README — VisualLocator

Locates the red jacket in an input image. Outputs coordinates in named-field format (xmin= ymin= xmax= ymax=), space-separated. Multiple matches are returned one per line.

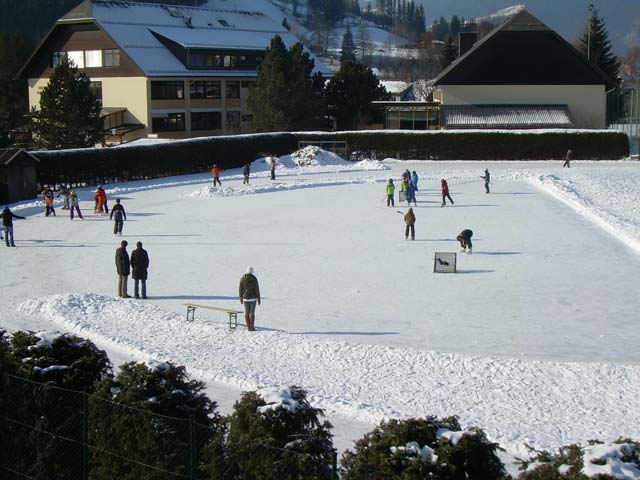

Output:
xmin=441 ymin=181 xmax=449 ymax=195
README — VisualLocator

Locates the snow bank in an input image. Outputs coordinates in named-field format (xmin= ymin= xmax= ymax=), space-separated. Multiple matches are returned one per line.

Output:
xmin=184 ymin=176 xmax=382 ymax=198
xmin=582 ymin=443 xmax=640 ymax=479
xmin=16 ymin=292 xmax=640 ymax=457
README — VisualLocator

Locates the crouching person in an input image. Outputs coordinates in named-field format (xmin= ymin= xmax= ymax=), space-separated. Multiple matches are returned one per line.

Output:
xmin=457 ymin=229 xmax=473 ymax=254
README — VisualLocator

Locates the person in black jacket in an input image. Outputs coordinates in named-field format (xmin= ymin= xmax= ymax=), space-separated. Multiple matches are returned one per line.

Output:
xmin=242 ymin=163 xmax=250 ymax=185
xmin=2 ymin=207 xmax=26 ymax=247
xmin=239 ymin=267 xmax=261 ymax=331
xmin=457 ymin=229 xmax=473 ymax=254
xmin=115 ymin=240 xmax=131 ymax=298
xmin=110 ymin=198 xmax=127 ymax=236
xmin=130 ymin=241 xmax=149 ymax=299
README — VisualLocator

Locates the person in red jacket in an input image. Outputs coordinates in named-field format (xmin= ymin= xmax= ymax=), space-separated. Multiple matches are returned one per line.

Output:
xmin=211 ymin=164 xmax=223 ymax=186
xmin=441 ymin=179 xmax=454 ymax=207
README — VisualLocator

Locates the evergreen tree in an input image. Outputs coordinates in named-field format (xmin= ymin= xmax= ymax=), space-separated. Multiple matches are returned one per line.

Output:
xmin=6 ymin=331 xmax=111 ymax=479
xmin=325 ymin=61 xmax=389 ymax=130
xmin=30 ymin=55 xmax=101 ymax=150
xmin=248 ymin=34 xmax=323 ymax=132
xmin=222 ymin=386 xmax=335 ymax=480
xmin=341 ymin=417 xmax=505 ymax=480
xmin=439 ymin=33 xmax=458 ymax=70
xmin=0 ymin=33 xmax=31 ymax=147
xmin=578 ymin=6 xmax=621 ymax=87
xmin=341 ymin=25 xmax=357 ymax=65
xmin=90 ymin=362 xmax=220 ymax=479
xmin=450 ymin=15 xmax=462 ymax=39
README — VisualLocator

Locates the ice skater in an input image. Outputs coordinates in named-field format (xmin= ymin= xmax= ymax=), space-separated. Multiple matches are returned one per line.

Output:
xmin=268 ymin=155 xmax=277 ymax=180
xmin=563 ymin=149 xmax=572 ymax=168
xmin=441 ymin=179 xmax=454 ymax=206
xmin=411 ymin=171 xmax=419 ymax=191
xmin=69 ymin=190 xmax=83 ymax=220
xmin=239 ymin=266 xmax=261 ymax=331
xmin=386 ymin=179 xmax=395 ymax=207
xmin=457 ymin=229 xmax=473 ymax=254
xmin=243 ymin=163 xmax=250 ymax=185
xmin=57 ymin=185 xmax=70 ymax=210
xmin=403 ymin=207 xmax=415 ymax=240
xmin=110 ymin=198 xmax=127 ymax=236
xmin=480 ymin=169 xmax=490 ymax=194
xmin=406 ymin=179 xmax=417 ymax=207
xmin=94 ymin=186 xmax=108 ymax=214
xmin=2 ymin=206 xmax=25 ymax=247
xmin=211 ymin=164 xmax=223 ymax=186
xmin=42 ymin=188 xmax=56 ymax=217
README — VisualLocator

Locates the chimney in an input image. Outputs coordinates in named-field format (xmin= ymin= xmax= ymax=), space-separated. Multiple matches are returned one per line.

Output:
xmin=458 ymin=31 xmax=477 ymax=56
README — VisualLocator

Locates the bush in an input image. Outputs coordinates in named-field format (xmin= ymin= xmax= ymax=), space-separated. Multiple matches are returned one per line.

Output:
xmin=220 ymin=386 xmax=335 ymax=480
xmin=89 ymin=361 xmax=220 ymax=480
xmin=340 ymin=416 xmax=506 ymax=480
xmin=296 ymin=130 xmax=630 ymax=161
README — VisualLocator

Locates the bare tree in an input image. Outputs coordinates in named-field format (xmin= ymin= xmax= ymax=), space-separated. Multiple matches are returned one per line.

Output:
xmin=625 ymin=46 xmax=640 ymax=88
xmin=357 ymin=21 xmax=371 ymax=63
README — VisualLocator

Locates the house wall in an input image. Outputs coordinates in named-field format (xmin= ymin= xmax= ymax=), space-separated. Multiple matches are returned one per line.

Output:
xmin=437 ymin=85 xmax=606 ymax=129
xmin=99 ymin=76 xmax=149 ymax=129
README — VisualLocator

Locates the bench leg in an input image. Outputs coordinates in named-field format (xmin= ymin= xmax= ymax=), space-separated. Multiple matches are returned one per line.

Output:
xmin=186 ymin=306 xmax=196 ymax=322
xmin=229 ymin=312 xmax=238 ymax=330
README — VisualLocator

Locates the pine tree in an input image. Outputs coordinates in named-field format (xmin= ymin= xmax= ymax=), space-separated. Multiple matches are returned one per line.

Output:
xmin=578 ymin=6 xmax=620 ymax=87
xmin=30 ymin=55 xmax=101 ymax=150
xmin=439 ymin=33 xmax=458 ymax=70
xmin=325 ymin=61 xmax=389 ymax=130
xmin=450 ymin=15 xmax=462 ymax=39
xmin=223 ymin=386 xmax=335 ymax=480
xmin=341 ymin=25 xmax=357 ymax=65
xmin=90 ymin=362 xmax=220 ymax=479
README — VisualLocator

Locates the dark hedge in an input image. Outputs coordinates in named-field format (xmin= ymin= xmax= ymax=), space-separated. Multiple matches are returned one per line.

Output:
xmin=32 ymin=130 xmax=629 ymax=187
xmin=33 ymin=133 xmax=298 ymax=187
xmin=296 ymin=130 xmax=630 ymax=161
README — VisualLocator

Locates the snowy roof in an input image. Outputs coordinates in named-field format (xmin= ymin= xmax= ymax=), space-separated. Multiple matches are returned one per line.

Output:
xmin=441 ymin=105 xmax=573 ymax=129
xmin=61 ymin=0 xmax=332 ymax=77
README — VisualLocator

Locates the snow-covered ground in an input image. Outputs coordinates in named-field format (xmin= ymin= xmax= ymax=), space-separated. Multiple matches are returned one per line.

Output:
xmin=3 ymin=154 xmax=640 ymax=463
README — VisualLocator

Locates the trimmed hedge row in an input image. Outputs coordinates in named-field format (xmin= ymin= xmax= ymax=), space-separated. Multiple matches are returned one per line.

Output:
xmin=296 ymin=129 xmax=630 ymax=161
xmin=32 ymin=129 xmax=629 ymax=187
xmin=33 ymin=133 xmax=298 ymax=187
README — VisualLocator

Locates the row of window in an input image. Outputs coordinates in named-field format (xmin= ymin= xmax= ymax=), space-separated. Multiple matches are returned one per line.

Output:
xmin=150 ymin=80 xmax=253 ymax=100
xmin=52 ymin=49 xmax=120 ymax=68
xmin=188 ymin=53 xmax=263 ymax=69
xmin=151 ymin=111 xmax=244 ymax=132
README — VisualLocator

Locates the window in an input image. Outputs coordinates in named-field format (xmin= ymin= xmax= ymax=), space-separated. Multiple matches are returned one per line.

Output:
xmin=67 ymin=51 xmax=84 ymax=68
xmin=223 ymin=55 xmax=238 ymax=67
xmin=190 ymin=81 xmax=221 ymax=99
xmin=218 ymin=19 xmax=229 ymax=27
xmin=152 ymin=112 xmax=185 ymax=132
xmin=206 ymin=54 xmax=222 ymax=67
xmin=52 ymin=51 xmax=66 ymax=67
xmin=225 ymin=81 xmax=240 ymax=99
xmin=151 ymin=81 xmax=184 ymax=100
xmin=226 ymin=111 xmax=240 ymax=130
xmin=85 ymin=50 xmax=102 ymax=68
xmin=103 ymin=49 xmax=120 ymax=67
xmin=89 ymin=81 xmax=103 ymax=106
xmin=191 ymin=111 xmax=222 ymax=130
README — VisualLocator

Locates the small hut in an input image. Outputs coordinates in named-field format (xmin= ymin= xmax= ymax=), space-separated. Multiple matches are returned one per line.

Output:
xmin=0 ymin=149 xmax=39 ymax=204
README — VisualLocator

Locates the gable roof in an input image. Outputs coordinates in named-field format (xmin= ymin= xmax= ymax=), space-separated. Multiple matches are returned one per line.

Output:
xmin=19 ymin=0 xmax=332 ymax=79
xmin=0 ymin=149 xmax=40 ymax=166
xmin=433 ymin=9 xmax=609 ymax=86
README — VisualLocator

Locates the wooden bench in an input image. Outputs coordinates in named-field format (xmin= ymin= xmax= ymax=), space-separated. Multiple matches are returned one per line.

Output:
xmin=184 ymin=304 xmax=244 ymax=329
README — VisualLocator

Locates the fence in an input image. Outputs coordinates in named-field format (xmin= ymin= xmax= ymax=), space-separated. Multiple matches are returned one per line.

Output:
xmin=0 ymin=374 xmax=339 ymax=480
xmin=607 ymin=88 xmax=640 ymax=155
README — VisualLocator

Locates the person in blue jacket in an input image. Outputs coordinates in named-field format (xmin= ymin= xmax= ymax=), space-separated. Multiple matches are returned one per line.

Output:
xmin=411 ymin=171 xmax=419 ymax=191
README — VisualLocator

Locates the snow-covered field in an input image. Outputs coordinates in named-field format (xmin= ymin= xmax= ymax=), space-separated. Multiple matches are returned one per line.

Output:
xmin=3 ymin=153 xmax=640 ymax=464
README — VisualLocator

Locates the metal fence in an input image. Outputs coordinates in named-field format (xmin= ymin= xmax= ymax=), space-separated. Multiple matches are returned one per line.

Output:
xmin=607 ymin=88 xmax=640 ymax=155
xmin=0 ymin=374 xmax=339 ymax=480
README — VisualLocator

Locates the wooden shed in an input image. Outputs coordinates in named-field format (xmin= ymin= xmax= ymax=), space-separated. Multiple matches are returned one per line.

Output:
xmin=0 ymin=149 xmax=39 ymax=204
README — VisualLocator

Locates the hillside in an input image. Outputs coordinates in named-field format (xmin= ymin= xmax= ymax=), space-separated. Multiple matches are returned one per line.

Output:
xmin=416 ymin=0 xmax=639 ymax=54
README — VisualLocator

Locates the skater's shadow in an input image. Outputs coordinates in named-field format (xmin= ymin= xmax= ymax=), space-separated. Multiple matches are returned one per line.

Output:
xmin=457 ymin=269 xmax=495 ymax=274
xmin=128 ymin=212 xmax=164 ymax=217
xmin=490 ymin=192 xmax=534 ymax=195
xmin=474 ymin=251 xmax=521 ymax=256
xmin=132 ymin=234 xmax=202 ymax=237
xmin=152 ymin=295 xmax=237 ymax=301
xmin=292 ymin=331 xmax=399 ymax=336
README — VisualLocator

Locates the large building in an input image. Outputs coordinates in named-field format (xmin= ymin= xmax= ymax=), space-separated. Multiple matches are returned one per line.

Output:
xmin=18 ymin=0 xmax=331 ymax=144
xmin=433 ymin=10 xmax=610 ymax=130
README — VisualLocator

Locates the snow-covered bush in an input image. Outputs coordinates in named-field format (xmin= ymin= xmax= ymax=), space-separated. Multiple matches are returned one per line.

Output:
xmin=518 ymin=440 xmax=640 ymax=480
xmin=340 ymin=416 xmax=506 ymax=480
xmin=90 ymin=361 xmax=220 ymax=479
xmin=220 ymin=385 xmax=335 ymax=480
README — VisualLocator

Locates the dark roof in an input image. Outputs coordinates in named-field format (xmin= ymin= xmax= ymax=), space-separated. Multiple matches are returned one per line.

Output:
xmin=441 ymin=104 xmax=573 ymax=129
xmin=434 ymin=10 xmax=609 ymax=86
xmin=0 ymin=149 xmax=40 ymax=166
